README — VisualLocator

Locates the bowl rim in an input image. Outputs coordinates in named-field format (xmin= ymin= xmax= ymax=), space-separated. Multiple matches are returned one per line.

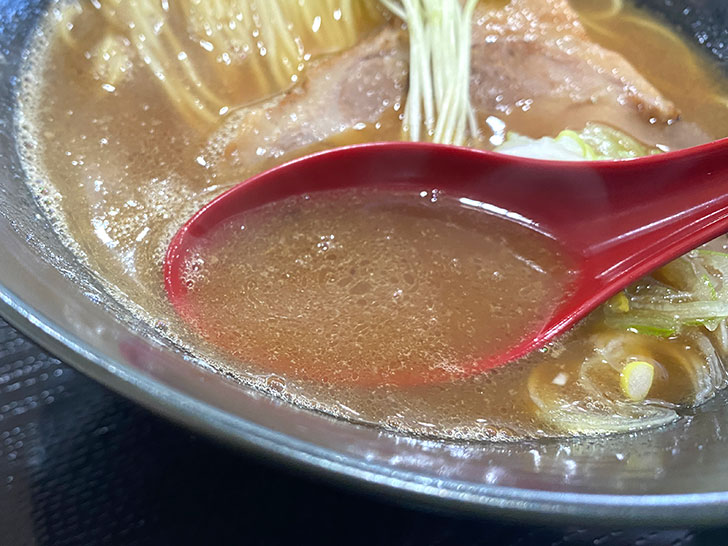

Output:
xmin=6 ymin=0 xmax=728 ymax=528
xmin=3 ymin=278 xmax=728 ymax=526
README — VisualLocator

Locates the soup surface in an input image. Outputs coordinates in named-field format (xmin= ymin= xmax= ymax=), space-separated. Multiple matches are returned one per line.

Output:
xmin=176 ymin=188 xmax=573 ymax=385
xmin=16 ymin=0 xmax=728 ymax=440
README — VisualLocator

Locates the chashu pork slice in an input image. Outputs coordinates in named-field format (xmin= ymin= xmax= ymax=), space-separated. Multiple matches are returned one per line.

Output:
xmin=215 ymin=0 xmax=697 ymax=175
xmin=468 ymin=0 xmax=704 ymax=146
xmin=213 ymin=28 xmax=408 ymax=175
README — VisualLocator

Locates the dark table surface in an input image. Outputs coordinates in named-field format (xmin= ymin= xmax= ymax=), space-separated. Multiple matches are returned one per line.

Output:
xmin=2 ymin=316 xmax=728 ymax=545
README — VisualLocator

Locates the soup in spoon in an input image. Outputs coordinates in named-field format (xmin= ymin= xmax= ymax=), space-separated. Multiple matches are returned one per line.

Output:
xmin=173 ymin=188 xmax=574 ymax=385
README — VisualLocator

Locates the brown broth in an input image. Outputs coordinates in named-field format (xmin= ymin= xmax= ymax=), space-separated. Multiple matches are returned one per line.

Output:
xmin=178 ymin=188 xmax=573 ymax=385
xmin=16 ymin=0 xmax=728 ymax=440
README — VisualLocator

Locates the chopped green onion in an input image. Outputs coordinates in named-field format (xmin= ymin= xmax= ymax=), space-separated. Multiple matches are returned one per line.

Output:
xmin=605 ymin=251 xmax=728 ymax=337
xmin=608 ymin=292 xmax=630 ymax=313
xmin=620 ymin=360 xmax=655 ymax=401
xmin=495 ymin=123 xmax=661 ymax=161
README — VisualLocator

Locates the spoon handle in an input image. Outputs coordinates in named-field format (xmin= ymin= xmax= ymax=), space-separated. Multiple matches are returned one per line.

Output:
xmin=575 ymin=138 xmax=728 ymax=292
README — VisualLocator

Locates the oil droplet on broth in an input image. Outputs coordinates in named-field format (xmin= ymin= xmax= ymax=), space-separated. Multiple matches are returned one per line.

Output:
xmin=176 ymin=188 xmax=574 ymax=385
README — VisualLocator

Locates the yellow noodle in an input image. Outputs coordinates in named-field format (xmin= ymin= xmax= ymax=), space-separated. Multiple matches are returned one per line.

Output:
xmin=60 ymin=0 xmax=381 ymax=130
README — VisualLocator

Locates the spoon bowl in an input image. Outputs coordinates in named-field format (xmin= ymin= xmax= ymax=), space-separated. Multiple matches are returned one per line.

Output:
xmin=165 ymin=140 xmax=728 ymax=385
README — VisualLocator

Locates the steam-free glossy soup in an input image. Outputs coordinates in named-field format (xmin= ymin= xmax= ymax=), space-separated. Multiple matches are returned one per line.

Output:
xmin=177 ymin=189 xmax=573 ymax=385
xmin=17 ymin=0 xmax=728 ymax=439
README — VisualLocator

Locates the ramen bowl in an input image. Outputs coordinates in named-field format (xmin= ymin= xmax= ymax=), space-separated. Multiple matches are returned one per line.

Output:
xmin=2 ymin=0 xmax=728 ymax=526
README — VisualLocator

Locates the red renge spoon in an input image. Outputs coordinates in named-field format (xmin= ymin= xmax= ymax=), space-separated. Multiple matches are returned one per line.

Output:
xmin=164 ymin=140 xmax=728 ymax=385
